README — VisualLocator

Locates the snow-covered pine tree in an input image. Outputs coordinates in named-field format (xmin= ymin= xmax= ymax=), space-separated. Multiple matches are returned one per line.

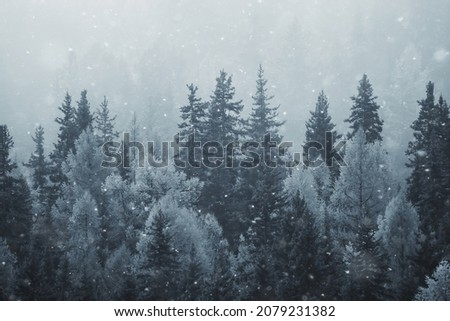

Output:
xmin=375 ymin=190 xmax=421 ymax=299
xmin=330 ymin=129 xmax=392 ymax=299
xmin=415 ymin=260 xmax=450 ymax=300
xmin=66 ymin=191 xmax=102 ymax=300
xmin=345 ymin=74 xmax=384 ymax=143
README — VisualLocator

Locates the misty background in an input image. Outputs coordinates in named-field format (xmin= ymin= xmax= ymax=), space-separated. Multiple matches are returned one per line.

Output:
xmin=1 ymin=0 xmax=449 ymax=174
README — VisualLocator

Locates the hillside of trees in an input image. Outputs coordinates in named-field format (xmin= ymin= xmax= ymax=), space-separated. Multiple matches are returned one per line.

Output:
xmin=1 ymin=67 xmax=449 ymax=300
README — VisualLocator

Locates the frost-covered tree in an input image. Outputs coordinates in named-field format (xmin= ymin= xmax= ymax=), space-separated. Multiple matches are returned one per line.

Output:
xmin=375 ymin=190 xmax=421 ymax=299
xmin=415 ymin=260 xmax=450 ymax=300
xmin=202 ymin=213 xmax=236 ymax=300
xmin=65 ymin=129 xmax=110 ymax=204
xmin=66 ymin=192 xmax=102 ymax=300
xmin=330 ymin=129 xmax=392 ymax=299
xmin=330 ymin=129 xmax=393 ymax=246
xmin=345 ymin=74 xmax=384 ymax=143
xmin=103 ymin=244 xmax=133 ymax=300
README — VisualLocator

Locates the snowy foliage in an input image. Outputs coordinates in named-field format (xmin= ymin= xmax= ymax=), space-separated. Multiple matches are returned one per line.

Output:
xmin=415 ymin=261 xmax=450 ymax=300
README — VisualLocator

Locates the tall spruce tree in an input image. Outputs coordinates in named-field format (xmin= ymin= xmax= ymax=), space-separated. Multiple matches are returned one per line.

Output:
xmin=24 ymin=125 xmax=50 ymax=200
xmin=0 ymin=124 xmax=16 ymax=242
xmin=137 ymin=210 xmax=180 ymax=300
xmin=204 ymin=70 xmax=244 ymax=144
xmin=75 ymin=90 xmax=94 ymax=135
xmin=0 ymin=125 xmax=33 ymax=260
xmin=247 ymin=65 xmax=284 ymax=142
xmin=276 ymin=192 xmax=323 ymax=300
xmin=406 ymin=82 xmax=450 ymax=276
xmin=305 ymin=91 xmax=341 ymax=192
xmin=240 ymin=65 xmax=286 ymax=242
xmin=345 ymin=74 xmax=384 ymax=143
xmin=94 ymin=96 xmax=118 ymax=144
xmin=200 ymin=70 xmax=244 ymax=243
xmin=177 ymin=84 xmax=208 ymax=179
xmin=49 ymin=93 xmax=77 ymax=198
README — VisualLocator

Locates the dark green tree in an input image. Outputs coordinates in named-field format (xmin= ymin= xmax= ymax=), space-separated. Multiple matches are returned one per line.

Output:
xmin=406 ymin=82 xmax=450 ymax=276
xmin=345 ymin=74 xmax=384 ymax=143
xmin=304 ymin=91 xmax=342 ymax=193
xmin=75 ymin=90 xmax=94 ymax=135
xmin=276 ymin=193 xmax=323 ymax=300
xmin=177 ymin=84 xmax=208 ymax=179
xmin=24 ymin=125 xmax=50 ymax=201
xmin=49 ymin=93 xmax=77 ymax=199
xmin=138 ymin=211 xmax=180 ymax=300
xmin=199 ymin=71 xmax=244 ymax=243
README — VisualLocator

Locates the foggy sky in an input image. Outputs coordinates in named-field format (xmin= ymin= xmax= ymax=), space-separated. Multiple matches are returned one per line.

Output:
xmin=1 ymin=0 xmax=449 ymax=173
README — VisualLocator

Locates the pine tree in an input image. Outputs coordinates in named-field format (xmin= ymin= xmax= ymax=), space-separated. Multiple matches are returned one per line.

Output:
xmin=0 ymin=125 xmax=16 ymax=238
xmin=0 ymin=238 xmax=17 ymax=300
xmin=66 ymin=192 xmax=102 ymax=300
xmin=24 ymin=125 xmax=50 ymax=202
xmin=179 ymin=84 xmax=207 ymax=138
xmin=330 ymin=129 xmax=392 ymax=299
xmin=247 ymin=65 xmax=284 ymax=142
xmin=375 ymin=190 xmax=421 ymax=299
xmin=181 ymin=244 xmax=204 ymax=300
xmin=276 ymin=192 xmax=323 ymax=300
xmin=345 ymin=74 xmax=384 ymax=143
xmin=94 ymin=96 xmax=118 ymax=144
xmin=177 ymin=84 xmax=208 ymax=179
xmin=75 ymin=89 xmax=94 ymax=135
xmin=406 ymin=82 xmax=450 ymax=275
xmin=204 ymin=70 xmax=244 ymax=144
xmin=49 ymin=93 xmax=77 ymax=199
xmin=305 ymin=91 xmax=336 ymax=161
xmin=305 ymin=91 xmax=341 ymax=187
xmin=415 ymin=260 xmax=450 ymax=300
xmin=137 ymin=210 xmax=180 ymax=300
xmin=0 ymin=125 xmax=33 ymax=264
xmin=199 ymin=70 xmax=244 ymax=243
xmin=242 ymin=65 xmax=286 ymax=226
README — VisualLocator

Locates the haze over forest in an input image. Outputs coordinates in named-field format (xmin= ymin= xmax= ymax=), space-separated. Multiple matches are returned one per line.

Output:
xmin=1 ymin=0 xmax=450 ymax=174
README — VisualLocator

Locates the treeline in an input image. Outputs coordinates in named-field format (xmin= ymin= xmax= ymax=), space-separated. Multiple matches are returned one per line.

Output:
xmin=0 ymin=66 xmax=449 ymax=300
